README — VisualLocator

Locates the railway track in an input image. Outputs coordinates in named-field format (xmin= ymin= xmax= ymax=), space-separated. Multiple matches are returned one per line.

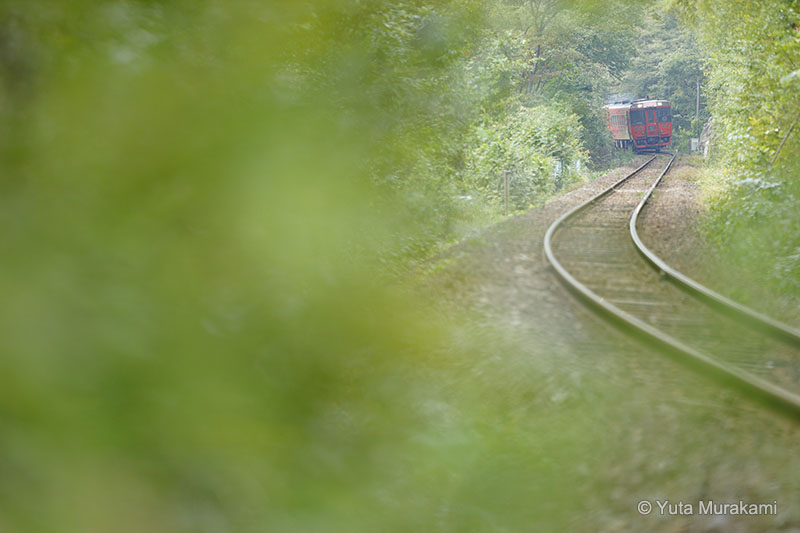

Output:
xmin=544 ymin=154 xmax=800 ymax=416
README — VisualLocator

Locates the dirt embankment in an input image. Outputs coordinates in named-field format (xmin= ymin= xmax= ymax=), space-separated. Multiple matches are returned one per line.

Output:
xmin=637 ymin=157 xmax=712 ymax=277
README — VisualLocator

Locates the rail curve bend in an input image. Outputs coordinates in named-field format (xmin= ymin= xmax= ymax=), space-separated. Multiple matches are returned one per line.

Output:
xmin=629 ymin=163 xmax=800 ymax=347
xmin=543 ymin=154 xmax=800 ymax=417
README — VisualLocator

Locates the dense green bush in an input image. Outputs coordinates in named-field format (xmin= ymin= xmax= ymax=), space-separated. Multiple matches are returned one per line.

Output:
xmin=463 ymin=105 xmax=585 ymax=210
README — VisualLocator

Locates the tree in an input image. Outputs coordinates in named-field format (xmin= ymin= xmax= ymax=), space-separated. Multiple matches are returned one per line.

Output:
xmin=618 ymin=10 xmax=706 ymax=139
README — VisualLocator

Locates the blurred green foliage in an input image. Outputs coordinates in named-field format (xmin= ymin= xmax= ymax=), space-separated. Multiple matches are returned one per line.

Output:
xmin=0 ymin=1 xmax=487 ymax=530
xmin=0 ymin=0 xmax=640 ymax=530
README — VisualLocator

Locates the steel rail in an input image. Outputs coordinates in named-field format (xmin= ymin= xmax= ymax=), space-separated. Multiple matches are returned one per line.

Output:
xmin=630 ymin=161 xmax=800 ymax=348
xmin=543 ymin=155 xmax=800 ymax=416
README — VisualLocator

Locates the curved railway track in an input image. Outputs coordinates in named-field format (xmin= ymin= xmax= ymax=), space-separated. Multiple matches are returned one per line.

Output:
xmin=544 ymin=154 xmax=800 ymax=416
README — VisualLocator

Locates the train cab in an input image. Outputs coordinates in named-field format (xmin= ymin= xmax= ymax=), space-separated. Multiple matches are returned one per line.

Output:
xmin=628 ymin=100 xmax=672 ymax=152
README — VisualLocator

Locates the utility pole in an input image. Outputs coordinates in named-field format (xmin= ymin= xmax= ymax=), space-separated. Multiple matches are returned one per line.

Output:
xmin=696 ymin=77 xmax=700 ymax=124
xmin=504 ymin=170 xmax=509 ymax=215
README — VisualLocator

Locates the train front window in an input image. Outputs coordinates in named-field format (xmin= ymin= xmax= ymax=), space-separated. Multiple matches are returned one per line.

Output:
xmin=630 ymin=109 xmax=644 ymax=125
xmin=657 ymin=107 xmax=672 ymax=122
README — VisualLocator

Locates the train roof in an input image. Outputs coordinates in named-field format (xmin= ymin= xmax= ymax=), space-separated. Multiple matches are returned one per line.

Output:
xmin=605 ymin=99 xmax=671 ymax=110
xmin=629 ymin=99 xmax=670 ymax=108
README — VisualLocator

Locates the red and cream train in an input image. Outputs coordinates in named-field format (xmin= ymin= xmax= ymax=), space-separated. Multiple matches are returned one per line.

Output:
xmin=605 ymin=99 xmax=672 ymax=152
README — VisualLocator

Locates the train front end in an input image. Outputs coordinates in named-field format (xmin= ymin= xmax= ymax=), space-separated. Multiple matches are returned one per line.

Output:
xmin=628 ymin=100 xmax=672 ymax=152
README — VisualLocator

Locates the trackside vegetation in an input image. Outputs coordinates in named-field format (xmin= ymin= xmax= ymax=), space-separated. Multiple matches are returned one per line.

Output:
xmin=672 ymin=0 xmax=800 ymax=323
